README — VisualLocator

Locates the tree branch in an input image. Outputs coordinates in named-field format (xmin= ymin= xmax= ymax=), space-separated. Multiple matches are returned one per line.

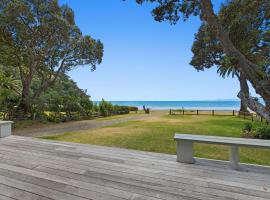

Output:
xmin=200 ymin=0 xmax=269 ymax=95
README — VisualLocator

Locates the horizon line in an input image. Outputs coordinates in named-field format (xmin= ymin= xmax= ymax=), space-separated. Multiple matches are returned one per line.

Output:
xmin=92 ymin=99 xmax=240 ymax=102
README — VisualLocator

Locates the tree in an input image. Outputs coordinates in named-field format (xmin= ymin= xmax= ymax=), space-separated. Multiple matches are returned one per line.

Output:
xmin=99 ymin=99 xmax=113 ymax=117
xmin=217 ymin=68 xmax=249 ymax=112
xmin=0 ymin=69 xmax=21 ymax=119
xmin=0 ymin=70 xmax=21 ymax=96
xmin=80 ymin=96 xmax=94 ymax=117
xmin=40 ymin=74 xmax=93 ymax=121
xmin=190 ymin=1 xmax=270 ymax=113
xmin=0 ymin=0 xmax=103 ymax=115
xmin=135 ymin=0 xmax=270 ymax=121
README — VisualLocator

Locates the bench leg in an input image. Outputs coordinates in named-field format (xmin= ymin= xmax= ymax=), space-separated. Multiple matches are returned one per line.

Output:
xmin=176 ymin=141 xmax=195 ymax=164
xmin=230 ymin=145 xmax=239 ymax=170
xmin=0 ymin=123 xmax=12 ymax=138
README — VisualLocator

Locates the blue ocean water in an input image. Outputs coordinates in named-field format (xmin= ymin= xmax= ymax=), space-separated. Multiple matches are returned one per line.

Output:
xmin=108 ymin=100 xmax=240 ymax=110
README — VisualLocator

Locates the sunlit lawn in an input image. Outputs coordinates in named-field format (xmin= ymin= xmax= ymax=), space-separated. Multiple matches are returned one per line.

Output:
xmin=41 ymin=112 xmax=270 ymax=166
xmin=96 ymin=111 xmax=144 ymax=121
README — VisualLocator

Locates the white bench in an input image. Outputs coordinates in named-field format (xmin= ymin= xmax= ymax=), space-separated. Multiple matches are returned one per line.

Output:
xmin=174 ymin=133 xmax=270 ymax=169
xmin=0 ymin=121 xmax=13 ymax=138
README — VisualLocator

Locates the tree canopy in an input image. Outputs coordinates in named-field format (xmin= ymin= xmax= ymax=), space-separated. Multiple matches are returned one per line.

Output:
xmin=191 ymin=0 xmax=270 ymax=74
xmin=0 ymin=0 xmax=104 ymax=114
xmin=190 ymin=0 xmax=270 ymax=112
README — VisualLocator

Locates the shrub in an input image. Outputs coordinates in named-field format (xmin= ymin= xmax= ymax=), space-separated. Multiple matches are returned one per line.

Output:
xmin=99 ymin=99 xmax=113 ymax=117
xmin=242 ymin=122 xmax=253 ymax=133
xmin=114 ymin=105 xmax=130 ymax=114
xmin=129 ymin=106 xmax=138 ymax=112
xmin=241 ymin=122 xmax=254 ymax=138
xmin=122 ymin=106 xmax=130 ymax=114
xmin=254 ymin=125 xmax=270 ymax=140
xmin=46 ymin=113 xmax=61 ymax=123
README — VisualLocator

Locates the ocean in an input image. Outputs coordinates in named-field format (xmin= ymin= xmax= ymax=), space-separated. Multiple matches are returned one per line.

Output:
xmin=108 ymin=100 xmax=240 ymax=110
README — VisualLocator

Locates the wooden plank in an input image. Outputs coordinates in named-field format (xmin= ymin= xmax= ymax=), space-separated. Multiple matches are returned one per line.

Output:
xmin=0 ymin=183 xmax=51 ymax=200
xmin=36 ymin=164 xmax=270 ymax=200
xmin=0 ymin=163 xmax=151 ymax=200
xmin=0 ymin=143 xmax=262 ymax=199
xmin=0 ymin=175 xmax=91 ymax=200
xmin=1 ymin=146 xmax=269 ymax=199
xmin=0 ymin=149 xmax=232 ymax=199
xmin=2 ymin=138 xmax=267 ymax=187
xmin=1 ymin=159 xmax=215 ymax=199
xmin=0 ymin=141 xmax=268 ymax=187
xmin=1 ymin=138 xmax=269 ymax=184
xmin=0 ymin=136 xmax=269 ymax=200
xmin=0 ymin=195 xmax=15 ymax=200
xmin=35 ymin=166 xmax=226 ymax=200
xmin=0 ymin=168 xmax=127 ymax=200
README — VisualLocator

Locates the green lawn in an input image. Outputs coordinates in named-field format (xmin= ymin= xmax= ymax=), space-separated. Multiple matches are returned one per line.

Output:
xmin=41 ymin=112 xmax=270 ymax=166
xmin=95 ymin=111 xmax=144 ymax=121
xmin=13 ymin=120 xmax=53 ymax=130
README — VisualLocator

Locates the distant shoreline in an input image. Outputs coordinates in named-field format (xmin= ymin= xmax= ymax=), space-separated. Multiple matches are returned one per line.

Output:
xmin=95 ymin=100 xmax=241 ymax=111
xmin=138 ymin=108 xmax=239 ymax=111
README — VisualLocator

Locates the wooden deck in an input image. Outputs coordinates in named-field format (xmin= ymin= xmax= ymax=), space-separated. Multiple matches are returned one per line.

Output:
xmin=0 ymin=136 xmax=269 ymax=200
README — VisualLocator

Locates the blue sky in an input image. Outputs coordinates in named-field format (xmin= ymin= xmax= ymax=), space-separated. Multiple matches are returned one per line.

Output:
xmin=59 ymin=0 xmax=246 ymax=101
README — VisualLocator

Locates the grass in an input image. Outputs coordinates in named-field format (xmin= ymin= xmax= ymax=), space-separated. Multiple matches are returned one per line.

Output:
xmin=11 ymin=111 xmax=142 ymax=130
xmin=13 ymin=120 xmax=52 ymax=130
xmin=41 ymin=111 xmax=270 ymax=166
xmin=96 ymin=111 xmax=144 ymax=121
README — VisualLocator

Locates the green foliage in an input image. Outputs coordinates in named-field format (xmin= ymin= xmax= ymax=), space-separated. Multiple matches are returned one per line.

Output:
xmin=98 ymin=99 xmax=131 ymax=117
xmin=99 ymin=99 xmax=113 ymax=117
xmin=129 ymin=106 xmax=139 ymax=112
xmin=0 ymin=67 xmax=99 ymax=122
xmin=242 ymin=122 xmax=253 ymax=133
xmin=135 ymin=0 xmax=200 ymax=23
xmin=241 ymin=122 xmax=270 ymax=140
xmin=254 ymin=126 xmax=270 ymax=140
xmin=190 ymin=0 xmax=270 ymax=76
xmin=114 ymin=105 xmax=130 ymax=114
xmin=0 ymin=68 xmax=21 ymax=119
xmin=0 ymin=0 xmax=103 ymax=114
xmin=80 ymin=96 xmax=94 ymax=117
xmin=40 ymin=74 xmax=93 ymax=122
xmin=241 ymin=122 xmax=254 ymax=138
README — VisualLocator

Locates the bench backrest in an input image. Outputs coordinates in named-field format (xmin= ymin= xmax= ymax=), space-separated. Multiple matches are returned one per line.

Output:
xmin=174 ymin=133 xmax=270 ymax=149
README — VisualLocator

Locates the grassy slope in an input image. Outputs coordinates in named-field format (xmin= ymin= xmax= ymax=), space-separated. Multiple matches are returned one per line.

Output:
xmin=41 ymin=113 xmax=270 ymax=165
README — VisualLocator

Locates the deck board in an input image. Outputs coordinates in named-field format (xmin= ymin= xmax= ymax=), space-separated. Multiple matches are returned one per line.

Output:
xmin=0 ymin=136 xmax=269 ymax=200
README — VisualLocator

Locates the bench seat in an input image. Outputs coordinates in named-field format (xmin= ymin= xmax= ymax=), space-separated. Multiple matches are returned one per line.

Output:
xmin=174 ymin=133 xmax=270 ymax=170
xmin=0 ymin=121 xmax=13 ymax=138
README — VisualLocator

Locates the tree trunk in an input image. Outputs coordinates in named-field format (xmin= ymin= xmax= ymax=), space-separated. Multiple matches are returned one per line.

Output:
xmin=238 ymin=92 xmax=270 ymax=122
xmin=200 ymin=0 xmax=270 ymax=122
xmin=238 ymin=73 xmax=249 ymax=113
xmin=240 ymin=100 xmax=248 ymax=113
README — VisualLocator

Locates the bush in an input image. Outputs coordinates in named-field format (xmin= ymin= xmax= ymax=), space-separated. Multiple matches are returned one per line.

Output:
xmin=114 ymin=105 xmax=130 ymax=114
xmin=254 ymin=125 xmax=270 ymax=140
xmin=99 ymin=99 xmax=113 ymax=117
xmin=242 ymin=122 xmax=253 ymax=133
xmin=129 ymin=106 xmax=138 ymax=112
xmin=46 ymin=113 xmax=61 ymax=123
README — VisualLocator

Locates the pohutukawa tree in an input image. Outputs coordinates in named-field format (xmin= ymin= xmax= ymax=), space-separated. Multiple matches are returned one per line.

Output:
xmin=190 ymin=0 xmax=270 ymax=113
xmin=0 ymin=0 xmax=103 ymax=115
xmin=135 ymin=0 xmax=270 ymax=122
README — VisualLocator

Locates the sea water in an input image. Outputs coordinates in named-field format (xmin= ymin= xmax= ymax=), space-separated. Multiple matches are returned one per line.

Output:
xmin=108 ymin=100 xmax=240 ymax=110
